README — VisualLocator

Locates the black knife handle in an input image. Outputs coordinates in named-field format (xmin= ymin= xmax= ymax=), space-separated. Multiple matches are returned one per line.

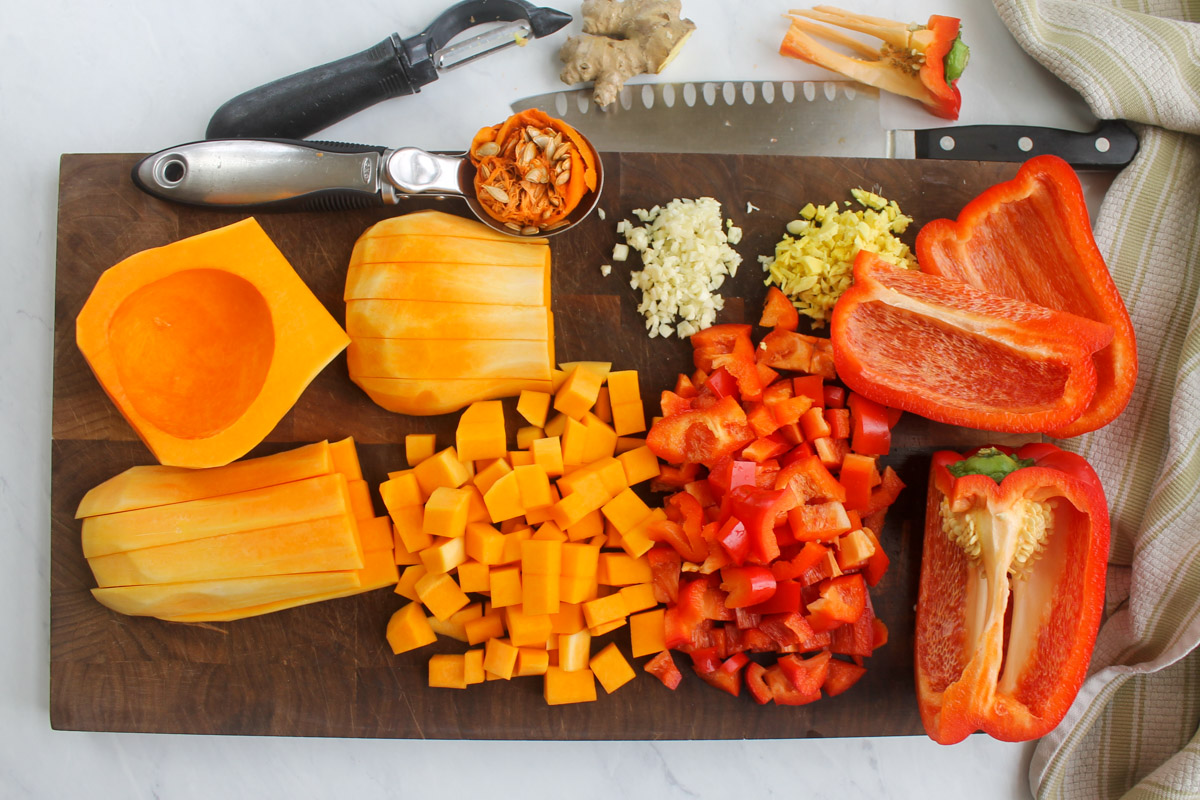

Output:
xmin=206 ymin=35 xmax=430 ymax=140
xmin=915 ymin=120 xmax=1138 ymax=170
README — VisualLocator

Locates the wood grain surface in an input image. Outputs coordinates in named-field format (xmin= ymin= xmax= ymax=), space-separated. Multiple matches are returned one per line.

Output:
xmin=51 ymin=152 xmax=1020 ymax=738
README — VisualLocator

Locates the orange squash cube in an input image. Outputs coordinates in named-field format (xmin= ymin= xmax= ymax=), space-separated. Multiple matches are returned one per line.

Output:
xmin=544 ymin=412 xmax=568 ymax=438
xmin=414 ymin=447 xmax=471 ymax=495
xmin=558 ymin=629 xmax=592 ymax=672
xmin=558 ymin=361 xmax=611 ymax=380
xmin=464 ymin=648 xmax=485 ymax=685
xmin=554 ymin=366 xmax=604 ymax=420
xmin=500 ymin=527 xmax=533 ymax=564
xmin=483 ymin=470 xmax=525 ymax=523
xmin=618 ymin=583 xmax=658 ymax=614
xmin=457 ymin=560 xmax=491 ymax=594
xmin=394 ymin=564 xmax=428 ymax=601
xmin=465 ymin=522 xmax=505 ymax=565
xmin=524 ymin=486 xmax=560 ymax=525
xmin=517 ymin=390 xmax=552 ymax=427
xmin=606 ymin=370 xmax=640 ymax=405
xmin=457 ymin=422 xmax=507 ymax=464
xmin=464 ymin=609 xmax=506 ymax=645
xmin=405 ymin=433 xmax=437 ymax=467
xmin=615 ymin=437 xmax=646 ymax=454
xmin=420 ymin=535 xmax=467 ymax=575
xmin=380 ymin=472 xmax=424 ymax=511
xmin=566 ymin=509 xmax=604 ymax=541
xmin=590 ymin=643 xmax=636 ymax=694
xmin=551 ymin=369 xmax=570 ymax=392
xmin=484 ymin=637 xmax=519 ymax=679
xmin=620 ymin=507 xmax=664 ymax=558
xmin=521 ymin=539 xmax=563 ymax=575
xmin=522 ymin=571 xmax=561 ymax=616
xmin=561 ymin=543 xmax=600 ymax=577
xmin=589 ymin=617 xmax=628 ymax=637
xmin=561 ymin=416 xmax=588 ymax=465
xmin=509 ymin=450 xmax=534 ymax=467
xmin=617 ymin=446 xmax=661 ymax=486
xmin=516 ymin=647 xmax=550 ymax=677
xmin=544 ymin=666 xmax=597 ymax=705
xmin=581 ymin=593 xmax=627 ymax=629
xmin=389 ymin=505 xmax=432 ymax=554
xmin=581 ymin=413 xmax=618 ymax=462
xmin=386 ymin=601 xmax=437 ymax=654
xmin=463 ymin=485 xmax=490 ymax=523
xmin=427 ymin=602 xmax=482 ymax=642
xmin=472 ymin=458 xmax=513 ymax=495
xmin=489 ymin=566 xmax=522 ymax=608
xmin=532 ymin=521 xmax=567 ymax=541
xmin=422 ymin=486 xmax=472 ymax=539
xmin=597 ymin=552 xmax=653 ymax=586
xmin=392 ymin=524 xmax=422 ymax=566
xmin=611 ymin=401 xmax=647 ymax=436
xmin=549 ymin=602 xmax=586 ymax=635
xmin=560 ymin=458 xmax=626 ymax=497
xmin=414 ymin=571 xmax=470 ymax=621
xmin=428 ymin=654 xmax=468 ymax=688
xmin=516 ymin=426 xmax=544 ymax=450
xmin=629 ymin=608 xmax=667 ymax=657
xmin=531 ymin=436 xmax=565 ymax=476
xmin=601 ymin=488 xmax=652 ymax=533
xmin=560 ymin=572 xmax=599 ymax=604
xmin=506 ymin=606 xmax=554 ymax=647
xmin=593 ymin=386 xmax=613 ymax=423
xmin=514 ymin=464 xmax=553 ymax=510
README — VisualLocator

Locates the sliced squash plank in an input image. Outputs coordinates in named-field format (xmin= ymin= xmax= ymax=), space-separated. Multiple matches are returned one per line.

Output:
xmin=329 ymin=436 xmax=363 ymax=481
xmin=75 ymin=441 xmax=332 ymax=519
xmin=350 ymin=235 xmax=550 ymax=268
xmin=345 ymin=299 xmax=551 ymax=341
xmin=359 ymin=210 xmax=548 ymax=244
xmin=353 ymin=376 xmax=554 ymax=416
xmin=347 ymin=339 xmax=552 ymax=381
xmin=87 ymin=514 xmax=363 ymax=587
xmin=356 ymin=515 xmax=395 ymax=552
xmin=344 ymin=262 xmax=547 ymax=306
xmin=81 ymin=473 xmax=351 ymax=558
xmin=91 ymin=569 xmax=363 ymax=618
xmin=159 ymin=548 xmax=400 ymax=623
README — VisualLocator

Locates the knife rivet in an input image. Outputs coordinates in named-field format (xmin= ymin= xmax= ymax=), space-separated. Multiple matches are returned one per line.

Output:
xmin=939 ymin=136 xmax=956 ymax=152
xmin=1018 ymin=136 xmax=1034 ymax=152
xmin=1095 ymin=137 xmax=1111 ymax=153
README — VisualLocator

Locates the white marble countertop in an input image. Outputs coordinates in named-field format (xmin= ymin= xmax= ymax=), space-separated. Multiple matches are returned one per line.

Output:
xmin=2 ymin=1 xmax=1101 ymax=796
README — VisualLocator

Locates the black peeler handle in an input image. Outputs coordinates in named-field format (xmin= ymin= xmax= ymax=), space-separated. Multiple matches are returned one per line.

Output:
xmin=206 ymin=0 xmax=572 ymax=140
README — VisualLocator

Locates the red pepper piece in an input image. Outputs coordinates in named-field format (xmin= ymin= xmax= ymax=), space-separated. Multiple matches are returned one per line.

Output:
xmin=807 ymin=574 xmax=867 ymax=632
xmin=915 ymin=443 xmax=1109 ymax=744
xmin=696 ymin=664 xmax=742 ymax=697
xmin=647 ymin=546 xmax=682 ymax=604
xmin=779 ymin=650 xmax=832 ymax=695
xmin=646 ymin=395 xmax=755 ymax=467
xmin=831 ymin=250 xmax=1115 ymax=434
xmin=644 ymin=651 xmax=683 ymax=690
xmin=758 ymin=610 xmax=815 ymax=649
xmin=872 ymin=617 xmax=888 ymax=650
xmin=839 ymin=453 xmax=878 ymax=512
xmin=674 ymin=373 xmax=698 ymax=398
xmin=688 ymin=646 xmax=723 ymax=674
xmin=760 ymin=286 xmax=800 ymax=331
xmin=787 ymin=501 xmax=853 ymax=542
xmin=823 ymin=384 xmax=846 ymax=409
xmin=649 ymin=518 xmax=707 ymax=564
xmin=745 ymin=402 xmax=781 ymax=438
xmin=747 ymin=580 xmax=803 ymax=615
xmin=741 ymin=434 xmax=790 ymax=463
xmin=701 ymin=366 xmax=739 ymax=401
xmin=719 ymin=651 xmax=749 ymax=674
xmin=775 ymin=455 xmax=846 ymax=504
xmin=715 ymin=517 xmax=750 ymax=565
xmin=734 ymin=606 xmax=761 ymax=630
xmin=742 ymin=627 xmax=777 ymax=653
xmin=720 ymin=565 xmax=777 ymax=608
xmin=756 ymin=329 xmax=818 ymax=372
xmin=763 ymin=664 xmax=821 ymax=705
xmin=824 ymin=408 xmax=851 ymax=440
xmin=917 ymin=155 xmax=1137 ymax=437
xmin=846 ymin=392 xmax=891 ymax=456
xmin=691 ymin=324 xmax=763 ymax=401
xmin=823 ymin=659 xmax=867 ymax=697
xmin=860 ymin=527 xmax=890 ymax=588
xmin=863 ymin=466 xmax=905 ymax=515
xmin=659 ymin=390 xmax=694 ymax=417
xmin=727 ymin=485 xmax=793 ymax=563
xmin=830 ymin=596 xmax=875 ymax=658
xmin=745 ymin=662 xmax=773 ymax=704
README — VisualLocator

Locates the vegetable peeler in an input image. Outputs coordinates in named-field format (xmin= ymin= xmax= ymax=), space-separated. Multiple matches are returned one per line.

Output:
xmin=131 ymin=137 xmax=604 ymax=239
xmin=206 ymin=0 xmax=572 ymax=139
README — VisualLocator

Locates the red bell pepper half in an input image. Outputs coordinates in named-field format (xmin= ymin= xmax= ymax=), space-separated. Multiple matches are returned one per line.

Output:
xmin=914 ymin=443 xmax=1109 ymax=744
xmin=830 ymin=250 xmax=1114 ymax=434
xmin=917 ymin=155 xmax=1138 ymax=437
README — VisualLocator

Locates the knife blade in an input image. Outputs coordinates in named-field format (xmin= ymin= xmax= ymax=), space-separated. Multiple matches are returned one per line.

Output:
xmin=512 ymin=82 xmax=1137 ymax=169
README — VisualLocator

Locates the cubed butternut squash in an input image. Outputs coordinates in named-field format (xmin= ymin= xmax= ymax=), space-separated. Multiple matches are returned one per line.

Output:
xmin=387 ymin=601 xmax=438 ymax=654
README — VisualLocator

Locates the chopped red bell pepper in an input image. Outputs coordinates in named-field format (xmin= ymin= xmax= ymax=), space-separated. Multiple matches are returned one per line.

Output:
xmin=787 ymin=501 xmax=853 ymax=542
xmin=915 ymin=443 xmax=1109 ymax=744
xmin=726 ymin=484 xmax=795 ymax=563
xmin=863 ymin=466 xmax=905 ymax=516
xmin=745 ymin=662 xmax=773 ymax=704
xmin=831 ymin=251 xmax=1115 ymax=434
xmin=747 ymin=579 xmax=803 ymax=615
xmin=824 ymin=408 xmax=851 ymax=440
xmin=823 ymin=659 xmax=867 ymax=697
xmin=775 ymin=455 xmax=845 ymax=504
xmin=646 ymin=395 xmax=755 ymax=467
xmin=719 ymin=565 xmax=777 ymax=609
xmin=715 ymin=517 xmax=751 ymax=565
xmin=780 ymin=9 xmax=967 ymax=120
xmin=839 ymin=453 xmax=878 ymax=512
xmin=660 ymin=390 xmax=694 ymax=417
xmin=757 ymin=610 xmax=815 ymax=649
xmin=688 ymin=646 xmax=723 ymax=674
xmin=807 ymin=573 xmax=867 ymax=632
xmin=799 ymin=406 xmax=832 ymax=441
xmin=917 ymin=155 xmax=1137 ymax=437
xmin=645 ymin=651 xmax=683 ymax=690
xmin=846 ymin=392 xmax=891 ymax=456
xmin=696 ymin=664 xmax=742 ymax=697
xmin=778 ymin=650 xmax=832 ymax=696
xmin=830 ymin=595 xmax=875 ymax=658
xmin=702 ymin=366 xmax=739 ymax=401
xmin=823 ymin=384 xmax=846 ymax=408
xmin=673 ymin=372 xmax=698 ymax=398
xmin=691 ymin=324 xmax=763 ymax=401
xmin=763 ymin=664 xmax=821 ymax=705
xmin=760 ymin=286 xmax=800 ymax=331
xmin=859 ymin=527 xmax=890 ymax=588
xmin=647 ymin=546 xmax=682 ymax=604
xmin=756 ymin=329 xmax=818 ymax=372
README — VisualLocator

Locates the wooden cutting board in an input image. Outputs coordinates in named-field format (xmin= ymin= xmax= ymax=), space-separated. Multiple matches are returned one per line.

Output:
xmin=50 ymin=152 xmax=1019 ymax=738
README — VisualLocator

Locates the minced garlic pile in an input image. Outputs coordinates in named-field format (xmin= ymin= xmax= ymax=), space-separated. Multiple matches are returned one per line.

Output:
xmin=760 ymin=188 xmax=916 ymax=327
xmin=617 ymin=197 xmax=742 ymax=339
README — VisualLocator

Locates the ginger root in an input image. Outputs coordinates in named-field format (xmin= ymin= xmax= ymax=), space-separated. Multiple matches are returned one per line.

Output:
xmin=558 ymin=0 xmax=696 ymax=108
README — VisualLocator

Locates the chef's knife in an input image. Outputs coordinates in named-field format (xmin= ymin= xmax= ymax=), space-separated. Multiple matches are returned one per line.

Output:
xmin=512 ymin=82 xmax=1137 ymax=169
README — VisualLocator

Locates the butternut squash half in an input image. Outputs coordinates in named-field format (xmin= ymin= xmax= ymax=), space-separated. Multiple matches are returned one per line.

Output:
xmin=77 ymin=218 xmax=350 ymax=468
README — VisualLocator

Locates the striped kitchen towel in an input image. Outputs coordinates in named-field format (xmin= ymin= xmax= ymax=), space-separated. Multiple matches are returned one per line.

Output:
xmin=993 ymin=1 xmax=1200 ymax=798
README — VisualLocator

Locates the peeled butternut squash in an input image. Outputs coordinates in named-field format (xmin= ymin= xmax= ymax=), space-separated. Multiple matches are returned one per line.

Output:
xmin=80 ymin=438 xmax=398 ymax=621
xmin=76 ymin=218 xmax=350 ymax=468
xmin=344 ymin=211 xmax=556 ymax=416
